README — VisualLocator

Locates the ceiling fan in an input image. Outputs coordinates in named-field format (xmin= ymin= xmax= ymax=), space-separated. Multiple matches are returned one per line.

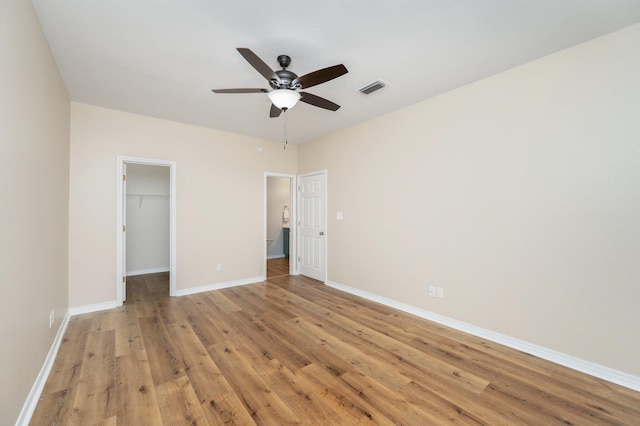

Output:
xmin=212 ymin=48 xmax=348 ymax=118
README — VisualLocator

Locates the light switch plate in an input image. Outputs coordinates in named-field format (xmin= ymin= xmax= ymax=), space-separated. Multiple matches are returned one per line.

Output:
xmin=336 ymin=212 xmax=343 ymax=220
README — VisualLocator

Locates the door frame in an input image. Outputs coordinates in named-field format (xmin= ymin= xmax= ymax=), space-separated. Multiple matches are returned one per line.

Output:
xmin=264 ymin=172 xmax=298 ymax=278
xmin=297 ymin=170 xmax=328 ymax=282
xmin=116 ymin=156 xmax=177 ymax=304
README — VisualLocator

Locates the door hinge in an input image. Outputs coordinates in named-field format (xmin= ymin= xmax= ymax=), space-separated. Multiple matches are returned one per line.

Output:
xmin=123 ymin=174 xmax=127 ymax=181
xmin=122 ymin=225 xmax=126 ymax=232
xmin=298 ymin=256 xmax=300 ymax=262
xmin=122 ymin=276 xmax=126 ymax=283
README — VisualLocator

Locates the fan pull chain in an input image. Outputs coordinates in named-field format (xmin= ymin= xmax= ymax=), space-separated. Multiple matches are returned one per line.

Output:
xmin=283 ymin=108 xmax=288 ymax=150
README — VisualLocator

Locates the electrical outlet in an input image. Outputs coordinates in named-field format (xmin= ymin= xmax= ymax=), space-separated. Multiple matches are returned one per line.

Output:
xmin=216 ymin=264 xmax=222 ymax=272
xmin=437 ymin=287 xmax=444 ymax=298
xmin=428 ymin=285 xmax=436 ymax=297
xmin=49 ymin=309 xmax=55 ymax=328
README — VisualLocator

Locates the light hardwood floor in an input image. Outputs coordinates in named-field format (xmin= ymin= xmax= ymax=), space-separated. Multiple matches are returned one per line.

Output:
xmin=267 ymin=257 xmax=289 ymax=279
xmin=31 ymin=272 xmax=640 ymax=425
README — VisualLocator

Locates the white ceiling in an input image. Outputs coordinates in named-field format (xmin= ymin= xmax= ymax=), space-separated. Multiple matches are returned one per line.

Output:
xmin=33 ymin=0 xmax=640 ymax=144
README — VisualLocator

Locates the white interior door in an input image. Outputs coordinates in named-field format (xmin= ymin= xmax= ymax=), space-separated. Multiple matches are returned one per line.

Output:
xmin=298 ymin=172 xmax=326 ymax=282
xmin=122 ymin=162 xmax=127 ymax=301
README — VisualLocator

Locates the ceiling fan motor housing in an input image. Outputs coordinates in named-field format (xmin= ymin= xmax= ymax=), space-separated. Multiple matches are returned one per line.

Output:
xmin=271 ymin=55 xmax=301 ymax=90
xmin=271 ymin=70 xmax=301 ymax=90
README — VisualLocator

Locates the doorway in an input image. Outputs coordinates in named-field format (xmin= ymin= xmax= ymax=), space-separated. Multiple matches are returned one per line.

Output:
xmin=265 ymin=173 xmax=296 ymax=279
xmin=116 ymin=156 xmax=176 ymax=304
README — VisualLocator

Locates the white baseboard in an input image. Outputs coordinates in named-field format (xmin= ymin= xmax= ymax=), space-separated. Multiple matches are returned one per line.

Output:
xmin=15 ymin=310 xmax=71 ymax=426
xmin=69 ymin=300 xmax=120 ymax=316
xmin=325 ymin=280 xmax=640 ymax=393
xmin=68 ymin=275 xmax=266 ymax=313
xmin=267 ymin=254 xmax=286 ymax=259
xmin=126 ymin=267 xmax=170 ymax=276
xmin=174 ymin=275 xmax=264 ymax=297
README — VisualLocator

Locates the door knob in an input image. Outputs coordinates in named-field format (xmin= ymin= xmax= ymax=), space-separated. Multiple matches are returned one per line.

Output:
xmin=319 ymin=231 xmax=325 ymax=236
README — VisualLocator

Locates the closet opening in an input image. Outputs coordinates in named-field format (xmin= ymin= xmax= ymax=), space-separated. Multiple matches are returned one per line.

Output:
xmin=116 ymin=156 xmax=176 ymax=304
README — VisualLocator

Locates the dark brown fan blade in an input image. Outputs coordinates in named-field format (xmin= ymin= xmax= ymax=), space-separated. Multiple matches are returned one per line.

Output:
xmin=237 ymin=48 xmax=278 ymax=83
xmin=296 ymin=64 xmax=348 ymax=89
xmin=300 ymin=92 xmax=340 ymax=111
xmin=270 ymin=104 xmax=282 ymax=118
xmin=211 ymin=88 xmax=268 ymax=93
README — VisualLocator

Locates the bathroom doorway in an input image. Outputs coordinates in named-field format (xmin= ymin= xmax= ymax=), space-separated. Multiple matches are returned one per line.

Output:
xmin=265 ymin=173 xmax=296 ymax=279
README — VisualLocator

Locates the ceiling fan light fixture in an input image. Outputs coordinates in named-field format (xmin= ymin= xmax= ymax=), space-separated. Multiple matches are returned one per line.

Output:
xmin=268 ymin=89 xmax=300 ymax=110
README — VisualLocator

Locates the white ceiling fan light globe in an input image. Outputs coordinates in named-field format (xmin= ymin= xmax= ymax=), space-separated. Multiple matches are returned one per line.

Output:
xmin=268 ymin=89 xmax=301 ymax=110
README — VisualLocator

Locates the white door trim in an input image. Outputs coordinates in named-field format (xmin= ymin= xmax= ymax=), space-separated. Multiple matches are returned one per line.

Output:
xmin=264 ymin=172 xmax=298 ymax=278
xmin=297 ymin=170 xmax=328 ymax=282
xmin=116 ymin=156 xmax=177 ymax=304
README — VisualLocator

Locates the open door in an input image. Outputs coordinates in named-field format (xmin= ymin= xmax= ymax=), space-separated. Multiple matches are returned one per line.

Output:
xmin=298 ymin=171 xmax=327 ymax=282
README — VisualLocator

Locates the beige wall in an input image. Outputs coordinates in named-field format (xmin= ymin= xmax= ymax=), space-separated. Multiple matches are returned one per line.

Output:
xmin=299 ymin=24 xmax=640 ymax=376
xmin=69 ymin=103 xmax=297 ymax=307
xmin=0 ymin=0 xmax=70 ymax=424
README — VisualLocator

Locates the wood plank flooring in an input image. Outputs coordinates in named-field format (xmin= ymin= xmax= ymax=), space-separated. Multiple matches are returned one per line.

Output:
xmin=267 ymin=257 xmax=289 ymax=278
xmin=31 ymin=272 xmax=640 ymax=425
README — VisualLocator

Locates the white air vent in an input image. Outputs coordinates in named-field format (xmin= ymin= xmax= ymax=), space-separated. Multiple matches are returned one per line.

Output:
xmin=358 ymin=80 xmax=388 ymax=94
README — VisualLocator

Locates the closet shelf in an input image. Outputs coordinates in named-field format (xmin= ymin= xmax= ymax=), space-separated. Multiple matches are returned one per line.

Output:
xmin=127 ymin=193 xmax=169 ymax=198
xmin=127 ymin=193 xmax=170 ymax=208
